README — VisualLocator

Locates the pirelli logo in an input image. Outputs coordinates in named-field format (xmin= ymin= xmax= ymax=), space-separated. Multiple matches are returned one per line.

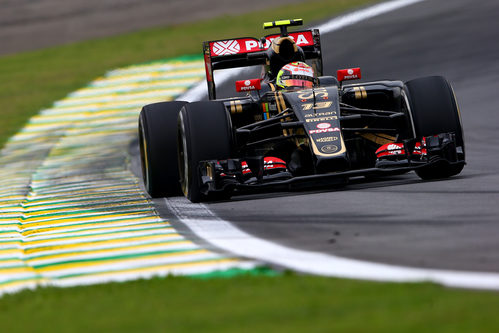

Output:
xmin=305 ymin=116 xmax=338 ymax=122
xmin=353 ymin=86 xmax=367 ymax=99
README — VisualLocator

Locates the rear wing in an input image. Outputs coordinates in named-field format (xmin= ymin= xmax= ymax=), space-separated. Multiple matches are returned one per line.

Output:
xmin=203 ymin=29 xmax=323 ymax=99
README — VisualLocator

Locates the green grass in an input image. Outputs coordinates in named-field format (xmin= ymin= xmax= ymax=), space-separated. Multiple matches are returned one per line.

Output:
xmin=1 ymin=273 xmax=499 ymax=332
xmin=0 ymin=0 xmax=376 ymax=149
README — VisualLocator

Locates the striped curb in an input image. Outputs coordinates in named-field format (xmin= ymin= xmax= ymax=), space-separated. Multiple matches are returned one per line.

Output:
xmin=0 ymin=55 xmax=260 ymax=296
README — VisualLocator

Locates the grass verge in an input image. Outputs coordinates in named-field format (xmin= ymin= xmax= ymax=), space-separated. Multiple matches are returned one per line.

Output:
xmin=1 ymin=273 xmax=499 ymax=332
xmin=0 ymin=0 xmax=376 ymax=148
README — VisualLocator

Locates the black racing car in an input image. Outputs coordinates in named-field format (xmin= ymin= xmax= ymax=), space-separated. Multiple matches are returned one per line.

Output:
xmin=138 ymin=19 xmax=465 ymax=202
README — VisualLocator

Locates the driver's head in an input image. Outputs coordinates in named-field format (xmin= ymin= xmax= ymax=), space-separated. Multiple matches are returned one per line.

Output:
xmin=276 ymin=61 xmax=315 ymax=90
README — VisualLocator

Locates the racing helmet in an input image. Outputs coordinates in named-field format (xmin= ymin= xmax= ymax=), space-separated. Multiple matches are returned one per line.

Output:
xmin=276 ymin=61 xmax=315 ymax=90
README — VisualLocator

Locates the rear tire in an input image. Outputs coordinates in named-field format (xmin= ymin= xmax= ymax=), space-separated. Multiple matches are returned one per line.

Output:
xmin=404 ymin=76 xmax=465 ymax=180
xmin=138 ymin=101 xmax=187 ymax=197
xmin=177 ymin=101 xmax=233 ymax=202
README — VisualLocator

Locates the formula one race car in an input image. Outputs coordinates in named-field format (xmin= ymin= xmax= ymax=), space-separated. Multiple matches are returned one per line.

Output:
xmin=138 ymin=19 xmax=465 ymax=202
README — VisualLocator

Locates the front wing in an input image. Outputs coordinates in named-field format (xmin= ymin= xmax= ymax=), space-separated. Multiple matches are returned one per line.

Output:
xmin=197 ymin=132 xmax=465 ymax=197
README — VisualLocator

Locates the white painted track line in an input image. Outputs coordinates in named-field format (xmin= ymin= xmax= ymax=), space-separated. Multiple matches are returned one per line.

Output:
xmin=165 ymin=197 xmax=499 ymax=290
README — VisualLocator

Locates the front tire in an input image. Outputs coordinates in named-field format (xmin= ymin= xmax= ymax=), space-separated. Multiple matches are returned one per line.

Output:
xmin=177 ymin=101 xmax=233 ymax=202
xmin=138 ymin=101 xmax=187 ymax=197
xmin=404 ymin=76 xmax=465 ymax=180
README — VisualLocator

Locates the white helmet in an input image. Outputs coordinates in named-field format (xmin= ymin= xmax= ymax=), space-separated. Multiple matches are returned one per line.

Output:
xmin=276 ymin=61 xmax=315 ymax=90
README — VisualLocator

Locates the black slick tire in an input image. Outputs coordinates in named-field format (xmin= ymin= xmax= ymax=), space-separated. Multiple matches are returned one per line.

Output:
xmin=404 ymin=76 xmax=465 ymax=179
xmin=177 ymin=101 xmax=233 ymax=202
xmin=138 ymin=101 xmax=187 ymax=197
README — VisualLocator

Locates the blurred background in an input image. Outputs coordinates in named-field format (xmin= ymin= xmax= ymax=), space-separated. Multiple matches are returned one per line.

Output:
xmin=0 ymin=0 xmax=308 ymax=55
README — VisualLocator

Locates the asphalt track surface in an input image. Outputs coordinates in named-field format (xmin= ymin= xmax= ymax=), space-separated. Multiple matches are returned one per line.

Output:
xmin=149 ymin=0 xmax=499 ymax=274
xmin=0 ymin=0 xmax=306 ymax=55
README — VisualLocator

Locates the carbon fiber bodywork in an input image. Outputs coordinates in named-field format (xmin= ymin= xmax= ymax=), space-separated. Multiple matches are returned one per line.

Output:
xmin=197 ymin=79 xmax=465 ymax=197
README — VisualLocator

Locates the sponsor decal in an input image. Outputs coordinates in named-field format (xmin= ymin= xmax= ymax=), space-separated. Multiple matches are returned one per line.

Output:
xmin=210 ymin=31 xmax=314 ymax=57
xmin=212 ymin=40 xmax=241 ymax=56
xmin=264 ymin=31 xmax=314 ymax=48
xmin=320 ymin=145 xmax=339 ymax=154
xmin=297 ymin=87 xmax=328 ymax=100
xmin=280 ymin=62 xmax=314 ymax=76
xmin=235 ymin=79 xmax=261 ymax=92
xmin=316 ymin=136 xmax=338 ymax=143
xmin=304 ymin=111 xmax=336 ymax=117
xmin=309 ymin=127 xmax=340 ymax=134
xmin=305 ymin=116 xmax=337 ymax=122
xmin=301 ymin=101 xmax=333 ymax=111
xmin=375 ymin=141 xmax=427 ymax=159
xmin=245 ymin=40 xmax=259 ymax=51
xmin=337 ymin=67 xmax=362 ymax=81
xmin=387 ymin=143 xmax=402 ymax=150
xmin=316 ymin=123 xmax=331 ymax=129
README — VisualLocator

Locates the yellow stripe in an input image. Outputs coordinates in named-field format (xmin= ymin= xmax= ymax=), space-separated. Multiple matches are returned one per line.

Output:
xmin=235 ymin=100 xmax=243 ymax=113
xmin=21 ymin=201 xmax=150 ymax=217
xmin=21 ymin=196 xmax=147 ymax=209
xmin=0 ymin=57 xmax=251 ymax=294
xmin=0 ymin=249 xmax=20 ymax=256
xmin=0 ymin=259 xmax=24 ymax=267
xmin=92 ymin=69 xmax=204 ymax=85
xmin=0 ymin=277 xmax=48 ymax=290
xmin=36 ymin=249 xmax=210 ymax=272
xmin=20 ymin=216 xmax=161 ymax=231
xmin=0 ymin=265 xmax=39 ymax=274
xmin=361 ymin=86 xmax=367 ymax=99
xmin=25 ymin=240 xmax=194 ymax=263
xmin=23 ymin=234 xmax=180 ymax=253
xmin=60 ymin=257 xmax=240 ymax=281
xmin=354 ymin=87 xmax=361 ymax=99
xmin=20 ymin=221 xmax=167 ymax=237
xmin=21 ymin=228 xmax=174 ymax=247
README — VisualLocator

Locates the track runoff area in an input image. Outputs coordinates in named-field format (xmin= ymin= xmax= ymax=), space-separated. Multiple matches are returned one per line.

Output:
xmin=1 ymin=0 xmax=498 ymax=295
xmin=0 ymin=56 xmax=261 ymax=295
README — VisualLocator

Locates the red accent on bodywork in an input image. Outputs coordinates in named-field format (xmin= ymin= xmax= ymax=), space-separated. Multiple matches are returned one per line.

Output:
xmin=210 ymin=38 xmax=261 ymax=57
xmin=376 ymin=141 xmax=427 ymax=158
xmin=204 ymin=52 xmax=212 ymax=82
xmin=209 ymin=31 xmax=315 ymax=57
xmin=263 ymin=31 xmax=315 ymax=48
xmin=235 ymin=79 xmax=262 ymax=92
xmin=337 ymin=68 xmax=362 ymax=82
xmin=241 ymin=157 xmax=287 ymax=175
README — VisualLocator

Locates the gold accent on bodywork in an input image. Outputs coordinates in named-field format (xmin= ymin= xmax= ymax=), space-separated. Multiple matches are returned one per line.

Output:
xmin=310 ymin=135 xmax=347 ymax=157
xmin=360 ymin=132 xmax=397 ymax=145
xmin=274 ymin=91 xmax=288 ymax=136
xmin=353 ymin=86 xmax=367 ymax=99
xmin=206 ymin=164 xmax=214 ymax=180
xmin=277 ymin=92 xmax=286 ymax=112
xmin=354 ymin=87 xmax=361 ymax=99
xmin=360 ymin=86 xmax=367 ymax=99
xmin=229 ymin=100 xmax=242 ymax=114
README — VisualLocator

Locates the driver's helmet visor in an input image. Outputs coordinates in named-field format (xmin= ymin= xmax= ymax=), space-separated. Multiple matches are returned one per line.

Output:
xmin=280 ymin=75 xmax=315 ymax=89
